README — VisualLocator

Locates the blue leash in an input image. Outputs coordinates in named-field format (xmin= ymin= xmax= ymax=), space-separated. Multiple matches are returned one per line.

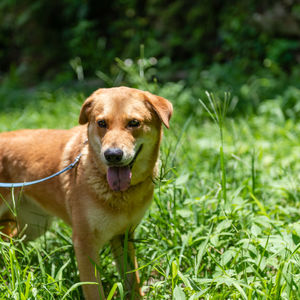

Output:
xmin=0 ymin=153 xmax=82 ymax=188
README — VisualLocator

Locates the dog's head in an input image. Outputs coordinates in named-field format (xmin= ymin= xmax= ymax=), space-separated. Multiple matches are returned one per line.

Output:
xmin=79 ymin=87 xmax=173 ymax=192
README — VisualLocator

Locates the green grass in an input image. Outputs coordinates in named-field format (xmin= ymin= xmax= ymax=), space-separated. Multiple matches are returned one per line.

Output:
xmin=0 ymin=82 xmax=300 ymax=299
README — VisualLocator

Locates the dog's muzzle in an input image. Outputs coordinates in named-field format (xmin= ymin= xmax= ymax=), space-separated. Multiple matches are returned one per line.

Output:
xmin=105 ymin=145 xmax=143 ymax=192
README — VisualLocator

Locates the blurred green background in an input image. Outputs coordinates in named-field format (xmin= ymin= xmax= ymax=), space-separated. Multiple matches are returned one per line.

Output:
xmin=1 ymin=0 xmax=300 ymax=116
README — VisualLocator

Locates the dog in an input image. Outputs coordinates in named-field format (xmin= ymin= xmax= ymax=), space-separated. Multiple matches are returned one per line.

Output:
xmin=0 ymin=86 xmax=173 ymax=299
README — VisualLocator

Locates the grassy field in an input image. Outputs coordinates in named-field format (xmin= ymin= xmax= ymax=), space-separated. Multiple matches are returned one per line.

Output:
xmin=0 ymin=80 xmax=300 ymax=299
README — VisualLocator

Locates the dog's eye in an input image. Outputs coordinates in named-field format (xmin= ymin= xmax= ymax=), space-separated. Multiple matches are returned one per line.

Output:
xmin=97 ymin=120 xmax=107 ymax=128
xmin=128 ymin=119 xmax=140 ymax=128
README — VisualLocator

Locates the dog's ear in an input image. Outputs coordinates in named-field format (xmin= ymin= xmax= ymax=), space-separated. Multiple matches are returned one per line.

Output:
xmin=79 ymin=96 xmax=94 ymax=124
xmin=145 ymin=92 xmax=173 ymax=128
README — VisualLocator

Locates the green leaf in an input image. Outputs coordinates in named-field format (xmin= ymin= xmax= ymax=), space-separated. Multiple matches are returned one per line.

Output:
xmin=216 ymin=220 xmax=232 ymax=232
xmin=173 ymin=285 xmax=186 ymax=300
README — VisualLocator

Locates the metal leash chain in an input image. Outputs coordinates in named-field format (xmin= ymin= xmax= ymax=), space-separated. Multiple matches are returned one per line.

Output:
xmin=0 ymin=153 xmax=82 ymax=188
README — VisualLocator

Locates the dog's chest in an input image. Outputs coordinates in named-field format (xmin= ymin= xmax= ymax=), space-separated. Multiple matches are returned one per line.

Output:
xmin=87 ymin=201 xmax=149 ymax=245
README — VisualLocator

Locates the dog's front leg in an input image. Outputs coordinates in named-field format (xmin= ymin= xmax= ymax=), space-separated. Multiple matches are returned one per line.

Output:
xmin=72 ymin=230 xmax=106 ymax=300
xmin=110 ymin=232 xmax=144 ymax=299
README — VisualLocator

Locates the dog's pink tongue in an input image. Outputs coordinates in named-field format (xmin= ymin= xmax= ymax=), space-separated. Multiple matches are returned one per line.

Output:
xmin=107 ymin=166 xmax=132 ymax=192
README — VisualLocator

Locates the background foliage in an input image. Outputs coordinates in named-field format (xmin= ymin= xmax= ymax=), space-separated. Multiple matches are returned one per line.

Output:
xmin=1 ymin=0 xmax=300 ymax=114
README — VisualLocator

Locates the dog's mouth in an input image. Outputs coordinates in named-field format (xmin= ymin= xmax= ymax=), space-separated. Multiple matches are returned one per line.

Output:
xmin=106 ymin=145 xmax=143 ymax=192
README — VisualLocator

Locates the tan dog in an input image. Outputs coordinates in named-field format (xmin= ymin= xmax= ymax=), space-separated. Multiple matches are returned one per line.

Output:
xmin=0 ymin=87 xmax=172 ymax=299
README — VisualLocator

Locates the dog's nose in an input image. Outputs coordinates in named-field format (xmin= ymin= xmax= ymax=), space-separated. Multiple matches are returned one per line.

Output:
xmin=104 ymin=148 xmax=123 ymax=163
